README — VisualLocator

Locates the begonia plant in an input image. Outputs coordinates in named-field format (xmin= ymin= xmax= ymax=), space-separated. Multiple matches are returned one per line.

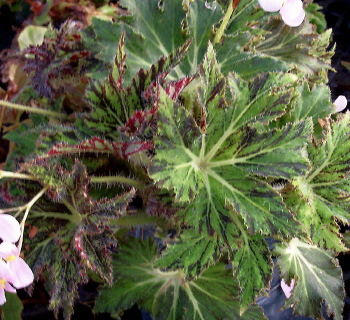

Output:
xmin=0 ymin=0 xmax=349 ymax=319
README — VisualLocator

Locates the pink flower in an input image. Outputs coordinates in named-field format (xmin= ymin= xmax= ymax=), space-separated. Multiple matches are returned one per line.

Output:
xmin=0 ymin=242 xmax=34 ymax=289
xmin=333 ymin=95 xmax=348 ymax=113
xmin=0 ymin=260 xmax=16 ymax=306
xmin=0 ymin=214 xmax=21 ymax=243
xmin=258 ymin=0 xmax=284 ymax=12
xmin=281 ymin=278 xmax=295 ymax=298
xmin=258 ymin=0 xmax=305 ymax=27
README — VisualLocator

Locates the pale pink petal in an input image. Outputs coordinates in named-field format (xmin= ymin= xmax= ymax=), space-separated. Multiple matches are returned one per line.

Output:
xmin=0 ymin=260 xmax=16 ymax=306
xmin=7 ymin=258 xmax=34 ymax=289
xmin=258 ymin=0 xmax=284 ymax=12
xmin=280 ymin=7 xmax=305 ymax=27
xmin=0 ymin=260 xmax=10 ymax=278
xmin=0 ymin=288 xmax=6 ymax=305
xmin=281 ymin=278 xmax=295 ymax=298
xmin=0 ymin=285 xmax=16 ymax=306
xmin=0 ymin=242 xmax=19 ymax=260
xmin=0 ymin=214 xmax=21 ymax=243
xmin=280 ymin=0 xmax=303 ymax=20
xmin=334 ymin=95 xmax=348 ymax=112
xmin=0 ymin=260 xmax=17 ymax=295
xmin=4 ymin=282 xmax=16 ymax=293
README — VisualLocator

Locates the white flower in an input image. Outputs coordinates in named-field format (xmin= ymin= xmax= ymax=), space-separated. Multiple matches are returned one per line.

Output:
xmin=333 ymin=95 xmax=348 ymax=113
xmin=258 ymin=0 xmax=305 ymax=27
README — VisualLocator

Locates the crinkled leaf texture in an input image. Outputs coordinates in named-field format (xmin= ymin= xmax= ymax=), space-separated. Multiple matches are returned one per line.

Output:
xmin=106 ymin=0 xmax=222 ymax=79
xmin=274 ymin=238 xmax=344 ymax=320
xmin=47 ymin=137 xmax=153 ymax=160
xmin=94 ymin=237 xmax=266 ymax=320
xmin=150 ymin=46 xmax=311 ymax=240
xmin=27 ymin=238 xmax=87 ymax=319
xmin=283 ymin=113 xmax=350 ymax=251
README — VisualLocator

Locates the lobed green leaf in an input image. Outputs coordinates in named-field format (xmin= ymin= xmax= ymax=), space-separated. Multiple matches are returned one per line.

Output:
xmin=274 ymin=238 xmax=344 ymax=320
xmin=95 ymin=237 xmax=266 ymax=320
xmin=283 ymin=113 xmax=350 ymax=251
xmin=150 ymin=48 xmax=311 ymax=239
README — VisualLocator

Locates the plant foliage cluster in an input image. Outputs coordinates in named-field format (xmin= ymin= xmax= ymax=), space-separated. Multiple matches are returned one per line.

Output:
xmin=0 ymin=0 xmax=349 ymax=319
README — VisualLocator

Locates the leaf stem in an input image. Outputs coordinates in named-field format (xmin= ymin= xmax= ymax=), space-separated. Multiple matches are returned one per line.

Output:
xmin=17 ymin=185 xmax=50 ymax=252
xmin=214 ymin=0 xmax=240 ymax=44
xmin=0 ymin=99 xmax=68 ymax=119
xmin=30 ymin=210 xmax=79 ymax=222
xmin=0 ymin=170 xmax=37 ymax=181
xmin=110 ymin=214 xmax=169 ymax=230
xmin=90 ymin=175 xmax=144 ymax=190
xmin=61 ymin=197 xmax=83 ymax=224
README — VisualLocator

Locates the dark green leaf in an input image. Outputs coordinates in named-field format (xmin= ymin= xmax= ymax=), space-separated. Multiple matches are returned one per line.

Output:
xmin=118 ymin=0 xmax=223 ymax=79
xmin=230 ymin=217 xmax=273 ymax=310
xmin=219 ymin=17 xmax=333 ymax=78
xmin=155 ymin=229 xmax=221 ymax=278
xmin=1 ymin=293 xmax=23 ymax=320
xmin=95 ymin=237 xmax=266 ymax=320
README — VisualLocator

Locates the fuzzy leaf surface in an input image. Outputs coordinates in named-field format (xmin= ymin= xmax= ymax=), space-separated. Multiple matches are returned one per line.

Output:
xmin=274 ymin=238 xmax=344 ymax=320
xmin=283 ymin=114 xmax=350 ymax=251
xmin=27 ymin=238 xmax=87 ymax=319
xmin=46 ymin=137 xmax=153 ymax=159
xmin=94 ymin=237 xmax=266 ymax=320
xmin=24 ymin=161 xmax=135 ymax=316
